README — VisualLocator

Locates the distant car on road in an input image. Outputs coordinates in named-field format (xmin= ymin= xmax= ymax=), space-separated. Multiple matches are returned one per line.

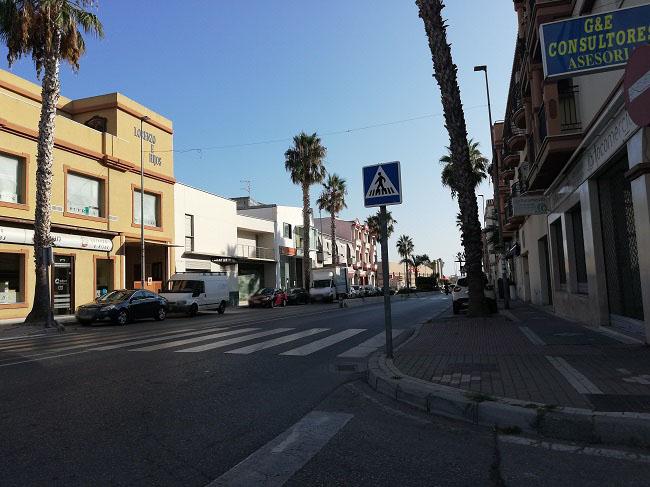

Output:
xmin=248 ymin=288 xmax=288 ymax=308
xmin=75 ymin=289 xmax=168 ymax=326
xmin=452 ymin=276 xmax=497 ymax=314
xmin=349 ymin=285 xmax=362 ymax=298
xmin=287 ymin=288 xmax=310 ymax=305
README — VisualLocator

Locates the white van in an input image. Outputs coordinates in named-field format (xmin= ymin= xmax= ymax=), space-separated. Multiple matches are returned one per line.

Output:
xmin=159 ymin=272 xmax=230 ymax=316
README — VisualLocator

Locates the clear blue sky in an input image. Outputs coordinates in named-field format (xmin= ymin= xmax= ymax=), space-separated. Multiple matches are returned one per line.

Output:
xmin=2 ymin=1 xmax=517 ymax=272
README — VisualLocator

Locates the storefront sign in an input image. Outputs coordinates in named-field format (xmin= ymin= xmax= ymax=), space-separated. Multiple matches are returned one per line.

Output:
xmin=279 ymin=246 xmax=297 ymax=256
xmin=0 ymin=226 xmax=113 ymax=252
xmin=540 ymin=5 xmax=650 ymax=80
xmin=134 ymin=126 xmax=163 ymax=167
xmin=511 ymin=196 xmax=549 ymax=216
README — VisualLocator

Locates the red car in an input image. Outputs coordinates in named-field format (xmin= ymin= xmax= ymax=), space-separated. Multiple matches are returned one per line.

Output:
xmin=248 ymin=288 xmax=288 ymax=308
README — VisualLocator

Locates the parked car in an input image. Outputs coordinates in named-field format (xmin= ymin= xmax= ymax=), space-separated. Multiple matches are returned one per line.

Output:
xmin=159 ymin=272 xmax=229 ymax=316
xmin=248 ymin=288 xmax=288 ymax=308
xmin=75 ymin=289 xmax=168 ymax=326
xmin=287 ymin=287 xmax=310 ymax=305
xmin=349 ymin=285 xmax=362 ymax=298
xmin=452 ymin=275 xmax=497 ymax=314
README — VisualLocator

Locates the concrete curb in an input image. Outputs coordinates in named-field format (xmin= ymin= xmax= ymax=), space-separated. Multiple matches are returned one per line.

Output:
xmin=366 ymin=352 xmax=650 ymax=448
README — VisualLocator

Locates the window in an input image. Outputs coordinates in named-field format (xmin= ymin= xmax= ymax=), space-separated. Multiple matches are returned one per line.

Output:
xmin=551 ymin=219 xmax=567 ymax=287
xmin=569 ymin=205 xmax=588 ymax=293
xmin=0 ymin=152 xmax=25 ymax=205
xmin=67 ymin=172 xmax=104 ymax=217
xmin=0 ymin=253 xmax=25 ymax=304
xmin=283 ymin=223 xmax=292 ymax=239
xmin=95 ymin=258 xmax=113 ymax=298
xmin=185 ymin=214 xmax=194 ymax=251
xmin=133 ymin=190 xmax=161 ymax=227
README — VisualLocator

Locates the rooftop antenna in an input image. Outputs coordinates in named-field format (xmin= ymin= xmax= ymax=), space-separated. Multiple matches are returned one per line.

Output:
xmin=240 ymin=179 xmax=252 ymax=198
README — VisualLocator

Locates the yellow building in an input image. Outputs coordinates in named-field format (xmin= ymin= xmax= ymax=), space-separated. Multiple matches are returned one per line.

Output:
xmin=0 ymin=69 xmax=175 ymax=320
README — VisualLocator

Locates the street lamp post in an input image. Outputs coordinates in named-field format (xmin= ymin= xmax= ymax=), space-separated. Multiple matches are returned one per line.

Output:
xmin=474 ymin=65 xmax=510 ymax=309
xmin=140 ymin=115 xmax=149 ymax=290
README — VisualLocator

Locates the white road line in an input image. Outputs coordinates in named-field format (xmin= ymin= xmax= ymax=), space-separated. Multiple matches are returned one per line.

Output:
xmin=337 ymin=329 xmax=404 ymax=358
xmin=280 ymin=329 xmax=365 ymax=356
xmin=499 ymin=435 xmax=650 ymax=464
xmin=91 ymin=328 xmax=231 ymax=351
xmin=546 ymin=356 xmax=603 ymax=394
xmin=175 ymin=328 xmax=294 ymax=353
xmin=225 ymin=328 xmax=329 ymax=355
xmin=595 ymin=326 xmax=645 ymax=345
xmin=0 ymin=328 xmax=197 ymax=362
xmin=130 ymin=328 xmax=261 ymax=352
xmin=0 ymin=349 xmax=92 ymax=368
xmin=519 ymin=326 xmax=546 ymax=346
xmin=207 ymin=410 xmax=353 ymax=487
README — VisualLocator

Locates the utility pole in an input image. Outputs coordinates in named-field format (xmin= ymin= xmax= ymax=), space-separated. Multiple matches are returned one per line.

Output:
xmin=474 ymin=65 xmax=510 ymax=309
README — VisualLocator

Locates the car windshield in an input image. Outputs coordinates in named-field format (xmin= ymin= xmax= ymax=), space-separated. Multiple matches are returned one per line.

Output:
xmin=165 ymin=280 xmax=202 ymax=293
xmin=257 ymin=288 xmax=274 ymax=295
xmin=290 ymin=288 xmax=303 ymax=294
xmin=312 ymin=280 xmax=331 ymax=288
xmin=96 ymin=290 xmax=134 ymax=303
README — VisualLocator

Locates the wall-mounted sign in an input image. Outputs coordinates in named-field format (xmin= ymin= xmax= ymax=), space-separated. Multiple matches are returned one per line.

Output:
xmin=0 ymin=226 xmax=113 ymax=252
xmin=279 ymin=246 xmax=297 ymax=256
xmin=134 ymin=126 xmax=163 ymax=167
xmin=540 ymin=4 xmax=650 ymax=80
xmin=511 ymin=196 xmax=548 ymax=216
xmin=625 ymin=45 xmax=650 ymax=127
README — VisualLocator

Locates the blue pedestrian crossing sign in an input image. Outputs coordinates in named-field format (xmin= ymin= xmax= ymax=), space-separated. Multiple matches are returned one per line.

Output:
xmin=362 ymin=161 xmax=402 ymax=208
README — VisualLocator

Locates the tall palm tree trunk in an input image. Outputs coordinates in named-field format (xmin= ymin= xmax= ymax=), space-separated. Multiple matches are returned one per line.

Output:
xmin=24 ymin=33 xmax=61 ymax=326
xmin=330 ymin=213 xmax=337 ymax=266
xmin=302 ymin=182 xmax=311 ymax=290
xmin=416 ymin=0 xmax=486 ymax=316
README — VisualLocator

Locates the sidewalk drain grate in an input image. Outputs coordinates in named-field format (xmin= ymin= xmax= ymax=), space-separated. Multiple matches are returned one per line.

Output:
xmin=586 ymin=394 xmax=650 ymax=413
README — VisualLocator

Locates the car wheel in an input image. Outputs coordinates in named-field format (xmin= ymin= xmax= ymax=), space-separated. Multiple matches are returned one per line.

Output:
xmin=271 ymin=299 xmax=276 ymax=309
xmin=188 ymin=304 xmax=198 ymax=317
xmin=281 ymin=299 xmax=287 ymax=307
xmin=116 ymin=310 xmax=129 ymax=326
xmin=217 ymin=301 xmax=226 ymax=315
xmin=452 ymin=302 xmax=459 ymax=315
xmin=154 ymin=306 xmax=166 ymax=321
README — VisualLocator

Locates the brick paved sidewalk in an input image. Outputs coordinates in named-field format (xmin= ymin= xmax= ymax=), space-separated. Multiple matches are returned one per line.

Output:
xmin=394 ymin=302 xmax=650 ymax=413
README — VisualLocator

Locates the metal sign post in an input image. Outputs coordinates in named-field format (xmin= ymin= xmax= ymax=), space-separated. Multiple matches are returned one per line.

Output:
xmin=363 ymin=161 xmax=402 ymax=359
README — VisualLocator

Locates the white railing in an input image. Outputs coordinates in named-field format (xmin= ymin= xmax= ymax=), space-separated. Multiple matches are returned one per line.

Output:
xmin=236 ymin=244 xmax=274 ymax=260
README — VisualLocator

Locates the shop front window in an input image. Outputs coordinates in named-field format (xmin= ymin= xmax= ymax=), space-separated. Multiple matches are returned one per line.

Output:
xmin=133 ymin=190 xmax=161 ymax=227
xmin=0 ymin=153 xmax=25 ymax=204
xmin=95 ymin=259 xmax=113 ymax=298
xmin=0 ymin=253 xmax=24 ymax=304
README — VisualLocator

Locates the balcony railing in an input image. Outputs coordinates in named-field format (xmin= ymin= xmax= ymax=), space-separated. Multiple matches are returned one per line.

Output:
xmin=236 ymin=244 xmax=274 ymax=260
xmin=537 ymin=102 xmax=547 ymax=142
xmin=559 ymin=82 xmax=580 ymax=132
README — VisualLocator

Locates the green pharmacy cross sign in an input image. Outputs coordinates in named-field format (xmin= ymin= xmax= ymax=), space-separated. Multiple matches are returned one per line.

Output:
xmin=540 ymin=4 xmax=650 ymax=80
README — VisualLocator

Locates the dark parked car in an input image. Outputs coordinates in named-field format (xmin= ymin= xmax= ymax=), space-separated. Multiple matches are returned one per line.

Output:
xmin=287 ymin=287 xmax=310 ymax=305
xmin=75 ymin=289 xmax=168 ymax=326
xmin=248 ymin=288 xmax=288 ymax=308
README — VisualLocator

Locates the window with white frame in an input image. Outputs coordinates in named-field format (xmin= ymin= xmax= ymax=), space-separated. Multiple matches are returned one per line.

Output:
xmin=67 ymin=172 xmax=104 ymax=217
xmin=133 ymin=190 xmax=161 ymax=227
xmin=0 ymin=153 xmax=25 ymax=204
xmin=185 ymin=214 xmax=194 ymax=251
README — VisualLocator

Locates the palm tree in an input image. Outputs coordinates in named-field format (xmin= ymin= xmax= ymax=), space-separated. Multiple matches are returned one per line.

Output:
xmin=396 ymin=235 xmax=414 ymax=288
xmin=365 ymin=209 xmax=396 ymax=244
xmin=0 ymin=0 xmax=103 ymax=326
xmin=284 ymin=132 xmax=327 ymax=290
xmin=415 ymin=0 xmax=486 ymax=315
xmin=412 ymin=254 xmax=430 ymax=281
xmin=440 ymin=139 xmax=488 ymax=199
xmin=316 ymin=174 xmax=347 ymax=266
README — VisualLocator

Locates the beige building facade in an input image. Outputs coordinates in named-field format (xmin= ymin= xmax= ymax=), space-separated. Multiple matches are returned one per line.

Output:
xmin=0 ymin=69 xmax=175 ymax=319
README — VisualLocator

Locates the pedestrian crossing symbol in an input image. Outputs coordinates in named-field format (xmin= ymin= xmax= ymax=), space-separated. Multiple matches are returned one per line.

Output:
xmin=362 ymin=161 xmax=402 ymax=207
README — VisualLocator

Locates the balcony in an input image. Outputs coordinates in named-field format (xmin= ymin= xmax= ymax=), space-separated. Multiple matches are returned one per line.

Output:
xmin=236 ymin=244 xmax=275 ymax=261
xmin=527 ymin=83 xmax=582 ymax=191
xmin=502 ymin=150 xmax=520 ymax=170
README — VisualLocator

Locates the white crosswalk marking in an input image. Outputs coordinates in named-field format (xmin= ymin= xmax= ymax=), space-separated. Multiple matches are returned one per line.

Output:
xmin=280 ymin=329 xmax=365 ymax=356
xmin=91 ymin=328 xmax=230 ymax=351
xmin=0 ymin=328 xmax=196 ymax=358
xmin=176 ymin=328 xmax=294 ymax=353
xmin=225 ymin=328 xmax=330 ymax=355
xmin=337 ymin=329 xmax=404 ymax=358
xmin=130 ymin=328 xmax=260 ymax=352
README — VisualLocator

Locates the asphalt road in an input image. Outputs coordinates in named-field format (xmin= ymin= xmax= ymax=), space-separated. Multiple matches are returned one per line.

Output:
xmin=0 ymin=293 xmax=446 ymax=486
xmin=2 ymin=293 xmax=649 ymax=486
